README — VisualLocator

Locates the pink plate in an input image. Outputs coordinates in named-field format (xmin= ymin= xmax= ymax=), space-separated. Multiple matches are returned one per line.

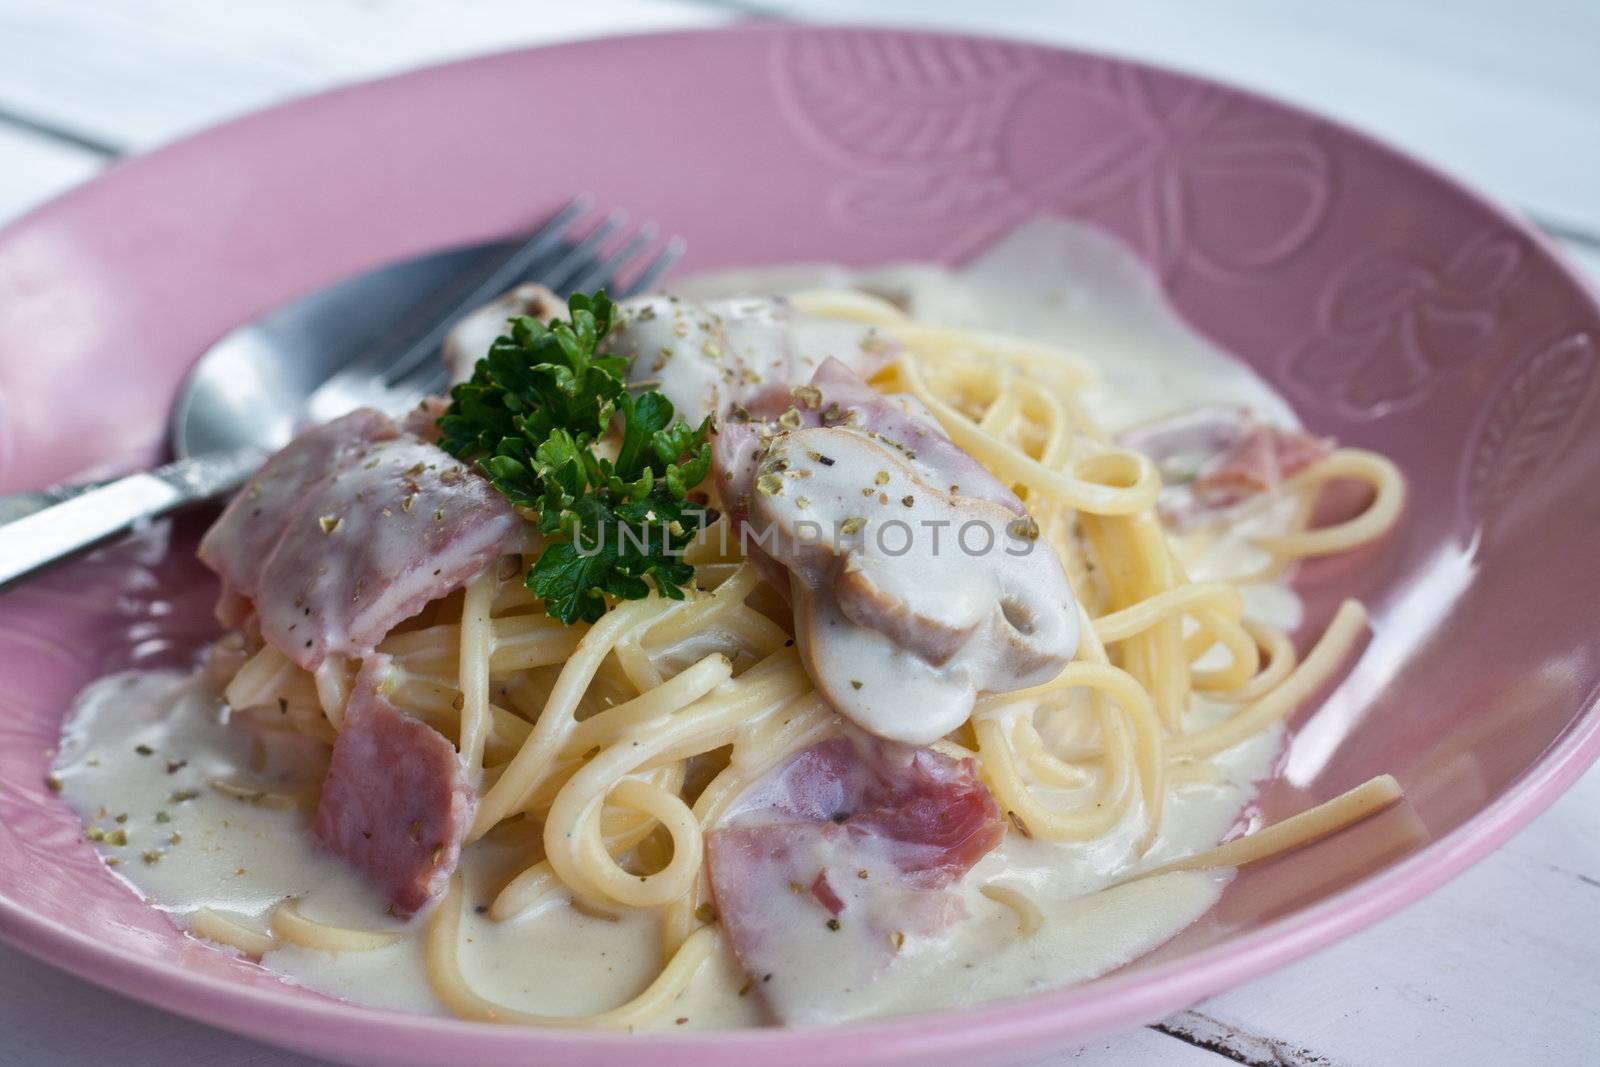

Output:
xmin=2 ymin=24 xmax=1600 ymax=1067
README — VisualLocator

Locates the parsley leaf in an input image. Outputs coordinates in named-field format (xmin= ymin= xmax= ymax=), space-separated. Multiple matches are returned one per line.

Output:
xmin=437 ymin=290 xmax=712 ymax=624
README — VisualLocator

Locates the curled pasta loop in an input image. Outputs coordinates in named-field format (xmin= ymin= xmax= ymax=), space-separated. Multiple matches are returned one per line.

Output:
xmin=1254 ymin=448 xmax=1405 ymax=561
xmin=470 ymin=598 xmax=685 ymax=839
xmin=1169 ymin=600 xmax=1367 ymax=760
xmin=976 ymin=700 xmax=1135 ymax=842
xmin=427 ymin=875 xmax=717 ymax=1029
xmin=571 ymin=778 xmax=703 ymax=908
xmin=1187 ymin=608 xmax=1263 ymax=692
xmin=1009 ymin=715 xmax=1092 ymax=789
xmin=899 ymin=357 xmax=1159 ymax=515
xmin=1217 ymin=619 xmax=1299 ymax=704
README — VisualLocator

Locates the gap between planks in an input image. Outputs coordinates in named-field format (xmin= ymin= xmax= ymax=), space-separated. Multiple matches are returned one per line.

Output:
xmin=1152 ymin=1012 xmax=1344 ymax=1067
xmin=0 ymin=102 xmax=122 ymax=157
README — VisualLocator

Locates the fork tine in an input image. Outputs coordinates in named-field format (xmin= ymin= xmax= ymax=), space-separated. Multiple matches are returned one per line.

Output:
xmin=567 ymin=223 xmax=657 ymax=295
xmin=391 ymin=223 xmax=685 ymax=408
xmin=370 ymin=195 xmax=596 ymax=388
xmin=543 ymin=210 xmax=628 ymax=294
xmin=617 ymin=236 xmax=687 ymax=298
xmin=392 ymin=360 xmax=453 ymax=406
xmin=306 ymin=198 xmax=688 ymax=424
xmin=315 ymin=196 xmax=588 ymax=392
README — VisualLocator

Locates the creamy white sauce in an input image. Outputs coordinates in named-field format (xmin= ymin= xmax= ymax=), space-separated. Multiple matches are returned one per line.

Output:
xmin=609 ymin=294 xmax=893 ymax=428
xmin=677 ymin=216 xmax=1298 ymax=435
xmin=755 ymin=426 xmax=1077 ymax=746
xmin=53 ymin=218 xmax=1307 ymax=1028
xmin=441 ymin=284 xmax=561 ymax=383
xmin=54 ymin=668 xmax=1270 ymax=1028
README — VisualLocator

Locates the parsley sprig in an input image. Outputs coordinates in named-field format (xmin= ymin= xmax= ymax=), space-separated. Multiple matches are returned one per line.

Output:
xmin=438 ymin=291 xmax=712 ymax=624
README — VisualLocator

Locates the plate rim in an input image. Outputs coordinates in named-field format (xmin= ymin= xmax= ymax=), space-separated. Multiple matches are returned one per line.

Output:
xmin=2 ymin=21 xmax=1599 ymax=1065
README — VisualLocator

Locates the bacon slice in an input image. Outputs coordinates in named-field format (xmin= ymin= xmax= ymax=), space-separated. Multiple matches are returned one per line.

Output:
xmin=706 ymin=737 xmax=1003 ymax=1023
xmin=1117 ymin=406 xmax=1332 ymax=527
xmin=1196 ymin=424 xmax=1331 ymax=501
xmin=312 ymin=656 xmax=473 ymax=916
xmin=198 ymin=409 xmax=524 ymax=670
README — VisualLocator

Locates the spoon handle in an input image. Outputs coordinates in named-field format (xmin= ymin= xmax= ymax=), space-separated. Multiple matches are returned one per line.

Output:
xmin=0 ymin=447 xmax=266 ymax=587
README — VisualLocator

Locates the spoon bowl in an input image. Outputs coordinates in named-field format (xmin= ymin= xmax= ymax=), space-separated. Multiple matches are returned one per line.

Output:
xmin=170 ymin=237 xmax=519 ymax=458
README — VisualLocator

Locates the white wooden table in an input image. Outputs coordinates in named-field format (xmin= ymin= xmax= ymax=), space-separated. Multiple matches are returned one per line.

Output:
xmin=1 ymin=3 xmax=1597 ymax=1065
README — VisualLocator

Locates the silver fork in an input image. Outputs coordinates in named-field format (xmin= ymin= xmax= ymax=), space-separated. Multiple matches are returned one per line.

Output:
xmin=0 ymin=198 xmax=685 ymax=587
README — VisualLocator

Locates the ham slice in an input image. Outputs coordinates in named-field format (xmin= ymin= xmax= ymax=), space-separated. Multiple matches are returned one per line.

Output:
xmin=1118 ymin=406 xmax=1332 ymax=527
xmin=399 ymin=396 xmax=449 ymax=443
xmin=706 ymin=736 xmax=1003 ymax=1023
xmin=312 ymin=656 xmax=473 ymax=915
xmin=199 ymin=409 xmax=396 ymax=627
xmin=198 ymin=409 xmax=524 ymax=670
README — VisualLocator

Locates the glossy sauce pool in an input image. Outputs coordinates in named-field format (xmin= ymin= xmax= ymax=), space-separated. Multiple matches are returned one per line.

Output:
xmin=53 ymin=218 xmax=1308 ymax=1028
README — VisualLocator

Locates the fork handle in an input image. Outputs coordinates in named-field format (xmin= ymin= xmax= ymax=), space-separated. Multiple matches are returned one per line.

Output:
xmin=0 ymin=446 xmax=266 ymax=587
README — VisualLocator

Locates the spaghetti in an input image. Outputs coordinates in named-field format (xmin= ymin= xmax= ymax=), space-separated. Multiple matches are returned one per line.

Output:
xmin=75 ymin=276 xmax=1408 ymax=1029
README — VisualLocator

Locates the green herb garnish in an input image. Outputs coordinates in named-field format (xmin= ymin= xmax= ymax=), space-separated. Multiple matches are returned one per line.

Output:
xmin=438 ymin=291 xmax=711 ymax=624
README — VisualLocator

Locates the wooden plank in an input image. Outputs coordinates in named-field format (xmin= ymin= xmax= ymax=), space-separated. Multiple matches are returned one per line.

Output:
xmin=0 ymin=122 xmax=103 ymax=222
xmin=1070 ymin=1026 xmax=1233 ymax=1066
xmin=0 ymin=940 xmax=332 ymax=1067
xmin=0 ymin=0 xmax=726 ymax=151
